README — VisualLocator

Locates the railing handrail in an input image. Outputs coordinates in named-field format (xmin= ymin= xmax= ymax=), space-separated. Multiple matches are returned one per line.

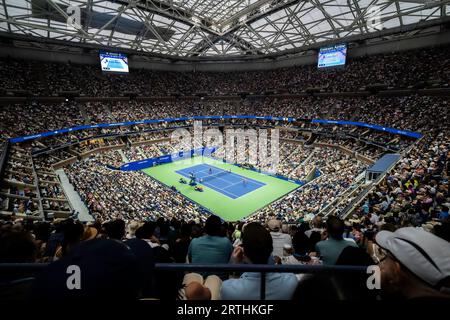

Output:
xmin=154 ymin=263 xmax=367 ymax=273
xmin=0 ymin=262 xmax=367 ymax=273
xmin=0 ymin=263 xmax=369 ymax=300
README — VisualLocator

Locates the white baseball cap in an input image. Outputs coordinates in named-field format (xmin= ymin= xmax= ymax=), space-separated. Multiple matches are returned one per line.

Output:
xmin=376 ymin=227 xmax=450 ymax=287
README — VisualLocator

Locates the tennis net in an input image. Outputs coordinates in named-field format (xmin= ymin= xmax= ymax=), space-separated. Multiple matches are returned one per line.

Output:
xmin=199 ymin=170 xmax=229 ymax=182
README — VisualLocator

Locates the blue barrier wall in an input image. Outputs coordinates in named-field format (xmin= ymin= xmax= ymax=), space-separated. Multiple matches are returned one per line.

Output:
xmin=120 ymin=147 xmax=307 ymax=186
xmin=9 ymin=115 xmax=295 ymax=143
xmin=120 ymin=147 xmax=217 ymax=171
xmin=231 ymin=163 xmax=305 ymax=186
xmin=311 ymin=119 xmax=422 ymax=139
xmin=9 ymin=115 xmax=422 ymax=144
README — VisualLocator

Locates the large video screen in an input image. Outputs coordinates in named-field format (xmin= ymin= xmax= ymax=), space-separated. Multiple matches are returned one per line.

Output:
xmin=317 ymin=44 xmax=347 ymax=68
xmin=99 ymin=51 xmax=129 ymax=73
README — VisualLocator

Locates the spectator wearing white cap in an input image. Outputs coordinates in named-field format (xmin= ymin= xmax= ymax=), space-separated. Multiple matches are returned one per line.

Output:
xmin=267 ymin=219 xmax=292 ymax=258
xmin=376 ymin=227 xmax=450 ymax=300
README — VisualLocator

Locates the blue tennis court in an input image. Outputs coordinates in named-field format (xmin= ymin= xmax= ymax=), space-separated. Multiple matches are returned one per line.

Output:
xmin=176 ymin=163 xmax=266 ymax=199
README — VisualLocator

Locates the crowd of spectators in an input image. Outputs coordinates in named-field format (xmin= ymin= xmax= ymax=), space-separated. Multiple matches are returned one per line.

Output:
xmin=1 ymin=95 xmax=447 ymax=145
xmin=251 ymin=147 xmax=367 ymax=222
xmin=1 ymin=144 xmax=72 ymax=218
xmin=1 ymin=211 xmax=448 ymax=301
xmin=1 ymin=45 xmax=449 ymax=96
xmin=350 ymin=130 xmax=450 ymax=233
xmin=65 ymin=153 xmax=206 ymax=222
xmin=124 ymin=144 xmax=165 ymax=162
xmin=1 ymin=44 xmax=450 ymax=302
xmin=1 ymin=94 xmax=448 ymax=222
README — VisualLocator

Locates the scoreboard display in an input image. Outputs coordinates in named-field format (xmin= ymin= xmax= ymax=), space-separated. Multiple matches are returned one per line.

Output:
xmin=100 ymin=51 xmax=129 ymax=73
xmin=317 ymin=44 xmax=347 ymax=68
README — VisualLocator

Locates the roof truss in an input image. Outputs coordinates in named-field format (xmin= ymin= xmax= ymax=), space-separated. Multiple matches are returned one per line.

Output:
xmin=0 ymin=0 xmax=448 ymax=57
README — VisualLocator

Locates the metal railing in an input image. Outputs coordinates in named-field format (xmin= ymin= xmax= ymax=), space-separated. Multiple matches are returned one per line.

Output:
xmin=0 ymin=140 xmax=10 ymax=183
xmin=340 ymin=136 xmax=423 ymax=219
xmin=0 ymin=263 xmax=368 ymax=300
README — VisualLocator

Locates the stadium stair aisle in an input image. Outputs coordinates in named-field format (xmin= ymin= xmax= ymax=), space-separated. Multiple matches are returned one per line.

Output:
xmin=55 ymin=169 xmax=94 ymax=222
xmin=118 ymin=150 xmax=129 ymax=163
xmin=288 ymin=149 xmax=315 ymax=177
xmin=78 ymin=104 xmax=90 ymax=124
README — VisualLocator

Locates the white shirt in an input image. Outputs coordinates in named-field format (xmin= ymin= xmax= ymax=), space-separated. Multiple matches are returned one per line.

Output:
xmin=370 ymin=214 xmax=379 ymax=225
xmin=270 ymin=232 xmax=292 ymax=258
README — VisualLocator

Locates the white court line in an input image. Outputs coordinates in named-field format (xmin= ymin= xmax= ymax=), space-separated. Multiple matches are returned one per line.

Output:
xmin=199 ymin=164 xmax=265 ymax=186
xmin=204 ymin=182 xmax=240 ymax=198
xmin=177 ymin=167 xmax=239 ymax=198
xmin=222 ymin=179 xmax=261 ymax=191
xmin=200 ymin=164 xmax=267 ymax=195
xmin=180 ymin=164 xmax=264 ymax=198
xmin=194 ymin=166 xmax=238 ymax=186
xmin=193 ymin=166 xmax=246 ymax=198
xmin=203 ymin=174 xmax=263 ymax=198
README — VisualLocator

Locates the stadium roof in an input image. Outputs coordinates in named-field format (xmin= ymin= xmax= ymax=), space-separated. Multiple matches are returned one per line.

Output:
xmin=0 ymin=0 xmax=449 ymax=58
